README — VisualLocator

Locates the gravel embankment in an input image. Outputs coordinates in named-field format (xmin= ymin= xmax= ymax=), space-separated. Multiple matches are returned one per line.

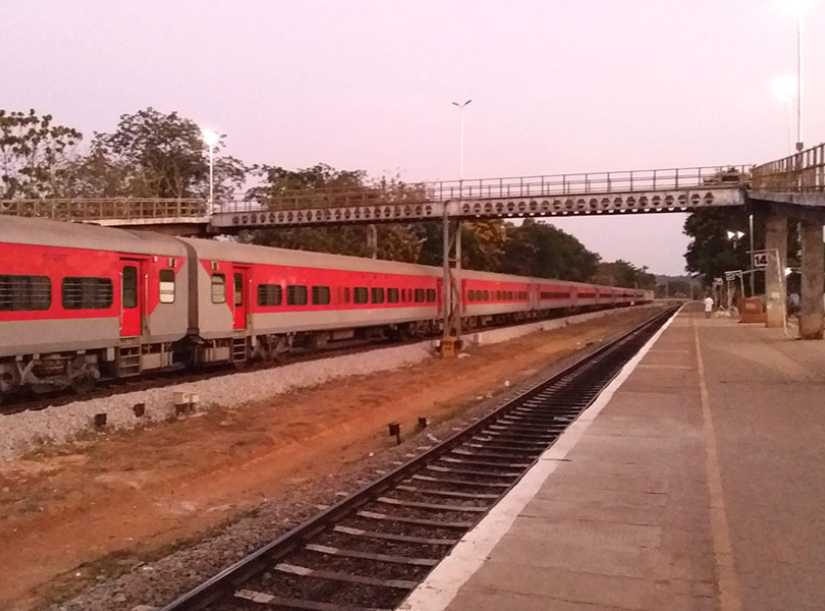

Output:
xmin=0 ymin=341 xmax=433 ymax=462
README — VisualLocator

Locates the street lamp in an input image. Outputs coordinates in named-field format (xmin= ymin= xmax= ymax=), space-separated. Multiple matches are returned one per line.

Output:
xmin=451 ymin=99 xmax=472 ymax=180
xmin=200 ymin=128 xmax=220 ymax=215
xmin=727 ymin=230 xmax=748 ymax=296
xmin=776 ymin=0 xmax=816 ymax=151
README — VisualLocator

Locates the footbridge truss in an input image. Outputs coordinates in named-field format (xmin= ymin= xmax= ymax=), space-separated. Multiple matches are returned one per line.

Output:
xmin=0 ymin=165 xmax=750 ymax=232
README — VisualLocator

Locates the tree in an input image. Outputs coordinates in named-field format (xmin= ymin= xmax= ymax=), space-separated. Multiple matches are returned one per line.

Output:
xmin=592 ymin=260 xmax=656 ymax=289
xmin=0 ymin=109 xmax=82 ymax=198
xmin=83 ymin=107 xmax=247 ymax=201
xmin=244 ymin=165 xmax=426 ymax=262
xmin=500 ymin=219 xmax=600 ymax=281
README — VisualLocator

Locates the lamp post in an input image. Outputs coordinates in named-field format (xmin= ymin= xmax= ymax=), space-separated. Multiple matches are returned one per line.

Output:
xmin=200 ymin=128 xmax=219 ymax=215
xmin=795 ymin=10 xmax=803 ymax=151
xmin=727 ymin=230 xmax=746 ymax=301
xmin=777 ymin=0 xmax=815 ymax=151
xmin=451 ymin=99 xmax=472 ymax=179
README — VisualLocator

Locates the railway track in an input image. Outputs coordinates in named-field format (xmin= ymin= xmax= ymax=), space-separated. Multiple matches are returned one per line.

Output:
xmin=0 ymin=337 xmax=398 ymax=414
xmin=158 ymin=305 xmax=677 ymax=611
xmin=1 ymin=306 xmax=637 ymax=414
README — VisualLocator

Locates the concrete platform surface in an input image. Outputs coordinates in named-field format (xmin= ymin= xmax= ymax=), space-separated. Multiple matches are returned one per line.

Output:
xmin=403 ymin=305 xmax=825 ymax=611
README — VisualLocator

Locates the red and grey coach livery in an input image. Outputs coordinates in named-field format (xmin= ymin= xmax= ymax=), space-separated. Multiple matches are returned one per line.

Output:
xmin=0 ymin=216 xmax=652 ymax=400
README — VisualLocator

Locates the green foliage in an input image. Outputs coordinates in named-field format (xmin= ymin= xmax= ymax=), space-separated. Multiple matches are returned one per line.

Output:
xmin=654 ymin=276 xmax=696 ymax=298
xmin=499 ymin=219 xmax=600 ymax=281
xmin=684 ymin=209 xmax=750 ymax=285
xmin=0 ymin=109 xmax=82 ymax=198
xmin=592 ymin=260 xmax=656 ymax=289
xmin=86 ymin=107 xmax=248 ymax=200
xmin=244 ymin=165 xmax=425 ymax=262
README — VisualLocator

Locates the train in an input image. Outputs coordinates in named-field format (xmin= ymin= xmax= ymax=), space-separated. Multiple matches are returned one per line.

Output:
xmin=0 ymin=216 xmax=653 ymax=400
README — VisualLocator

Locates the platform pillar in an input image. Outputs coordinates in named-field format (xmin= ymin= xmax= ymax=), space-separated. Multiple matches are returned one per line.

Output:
xmin=799 ymin=220 xmax=824 ymax=339
xmin=765 ymin=212 xmax=787 ymax=328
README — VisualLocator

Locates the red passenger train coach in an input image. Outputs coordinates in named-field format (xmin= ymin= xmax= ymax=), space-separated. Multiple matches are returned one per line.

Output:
xmin=0 ymin=216 xmax=652 ymax=400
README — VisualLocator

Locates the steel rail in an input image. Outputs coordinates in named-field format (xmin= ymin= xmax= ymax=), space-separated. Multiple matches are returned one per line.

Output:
xmin=159 ymin=305 xmax=678 ymax=611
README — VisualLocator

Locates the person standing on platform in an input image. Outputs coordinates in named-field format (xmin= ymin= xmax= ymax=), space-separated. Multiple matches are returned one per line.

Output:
xmin=704 ymin=295 xmax=714 ymax=319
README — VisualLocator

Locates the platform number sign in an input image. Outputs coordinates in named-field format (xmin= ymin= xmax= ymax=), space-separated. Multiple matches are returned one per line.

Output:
xmin=752 ymin=251 xmax=769 ymax=268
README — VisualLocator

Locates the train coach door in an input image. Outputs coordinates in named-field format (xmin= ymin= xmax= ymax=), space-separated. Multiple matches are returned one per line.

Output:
xmin=232 ymin=267 xmax=249 ymax=330
xmin=120 ymin=260 xmax=143 ymax=337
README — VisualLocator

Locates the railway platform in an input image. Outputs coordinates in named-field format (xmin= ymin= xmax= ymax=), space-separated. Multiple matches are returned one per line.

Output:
xmin=403 ymin=304 xmax=825 ymax=611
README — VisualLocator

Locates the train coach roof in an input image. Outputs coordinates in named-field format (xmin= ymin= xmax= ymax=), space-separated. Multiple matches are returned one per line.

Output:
xmin=179 ymin=237 xmax=443 ymax=276
xmin=0 ymin=216 xmax=187 ymax=255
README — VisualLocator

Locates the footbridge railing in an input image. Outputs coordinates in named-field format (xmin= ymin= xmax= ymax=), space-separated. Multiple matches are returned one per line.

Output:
xmin=0 ymin=197 xmax=207 ymax=222
xmin=752 ymin=143 xmax=825 ymax=193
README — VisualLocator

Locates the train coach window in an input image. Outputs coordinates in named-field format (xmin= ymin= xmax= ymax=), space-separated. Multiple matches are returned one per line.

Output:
xmin=0 ymin=275 xmax=51 ymax=311
xmin=354 ymin=287 xmax=369 ymax=304
xmin=159 ymin=270 xmax=175 ymax=304
xmin=234 ymin=274 xmax=244 ymax=306
xmin=414 ymin=288 xmax=425 ymax=303
xmin=426 ymin=288 xmax=436 ymax=302
xmin=371 ymin=287 xmax=385 ymax=304
xmin=122 ymin=267 xmax=138 ymax=308
xmin=312 ymin=286 xmax=330 ymax=305
xmin=258 ymin=284 xmax=282 ymax=306
xmin=541 ymin=291 xmax=571 ymax=299
xmin=63 ymin=277 xmax=113 ymax=309
xmin=287 ymin=285 xmax=308 ymax=306
xmin=342 ymin=287 xmax=351 ymax=304
xmin=388 ymin=288 xmax=399 ymax=303
xmin=211 ymin=274 xmax=226 ymax=303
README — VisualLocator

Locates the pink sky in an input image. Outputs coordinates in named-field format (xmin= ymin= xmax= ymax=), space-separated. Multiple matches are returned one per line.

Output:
xmin=4 ymin=0 xmax=823 ymax=274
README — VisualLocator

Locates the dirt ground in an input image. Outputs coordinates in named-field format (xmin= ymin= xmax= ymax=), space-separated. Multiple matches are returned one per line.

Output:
xmin=0 ymin=307 xmax=659 ymax=610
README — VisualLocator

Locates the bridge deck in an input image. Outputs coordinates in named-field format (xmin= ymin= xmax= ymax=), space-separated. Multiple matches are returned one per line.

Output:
xmin=0 ymin=164 xmax=749 ymax=231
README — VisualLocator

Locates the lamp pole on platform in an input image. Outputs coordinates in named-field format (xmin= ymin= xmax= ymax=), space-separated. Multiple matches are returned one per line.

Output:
xmin=451 ymin=99 xmax=472 ymax=180
xmin=200 ymin=128 xmax=219 ymax=215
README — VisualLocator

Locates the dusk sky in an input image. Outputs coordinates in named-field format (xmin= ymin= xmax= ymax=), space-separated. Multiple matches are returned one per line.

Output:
xmin=4 ymin=0 xmax=824 ymax=274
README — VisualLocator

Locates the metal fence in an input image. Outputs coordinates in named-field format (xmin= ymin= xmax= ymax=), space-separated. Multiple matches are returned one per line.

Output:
xmin=0 ymin=198 xmax=207 ymax=220
xmin=751 ymin=143 xmax=825 ymax=192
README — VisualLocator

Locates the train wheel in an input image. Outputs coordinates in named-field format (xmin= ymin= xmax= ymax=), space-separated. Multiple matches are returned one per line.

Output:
xmin=71 ymin=374 xmax=96 ymax=394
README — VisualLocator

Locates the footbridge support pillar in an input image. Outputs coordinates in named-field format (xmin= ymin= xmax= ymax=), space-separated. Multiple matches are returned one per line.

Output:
xmin=765 ymin=211 xmax=788 ymax=328
xmin=799 ymin=220 xmax=824 ymax=339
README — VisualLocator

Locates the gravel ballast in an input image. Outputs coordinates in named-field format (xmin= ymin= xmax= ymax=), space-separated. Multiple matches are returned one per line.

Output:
xmin=0 ymin=306 xmax=649 ymax=462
